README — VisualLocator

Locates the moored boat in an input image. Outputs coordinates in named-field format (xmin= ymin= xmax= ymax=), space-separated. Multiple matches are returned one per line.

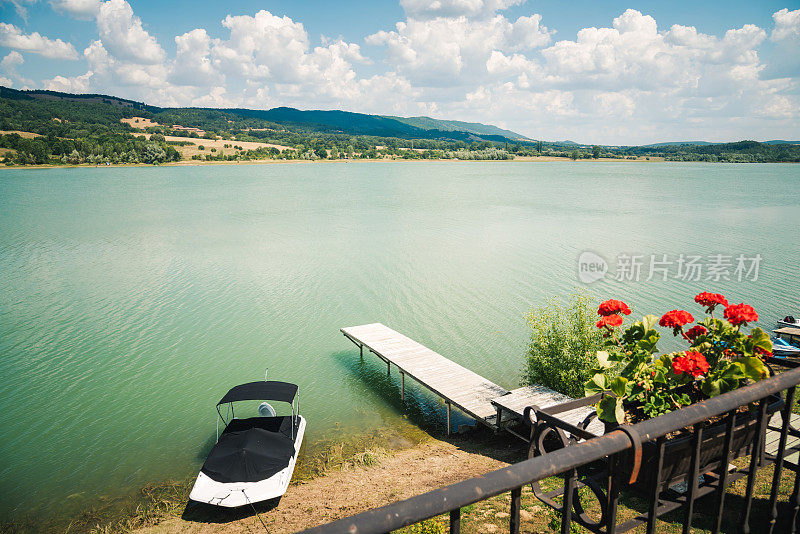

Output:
xmin=772 ymin=326 xmax=800 ymax=358
xmin=778 ymin=316 xmax=800 ymax=330
xmin=189 ymin=377 xmax=305 ymax=507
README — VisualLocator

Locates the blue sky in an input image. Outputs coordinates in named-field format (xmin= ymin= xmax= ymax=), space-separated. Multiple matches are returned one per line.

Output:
xmin=1 ymin=0 xmax=799 ymax=144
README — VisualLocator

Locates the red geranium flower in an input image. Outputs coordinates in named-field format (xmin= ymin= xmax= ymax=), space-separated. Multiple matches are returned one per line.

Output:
xmin=754 ymin=346 xmax=772 ymax=359
xmin=672 ymin=350 xmax=709 ymax=378
xmin=724 ymin=303 xmax=759 ymax=326
xmin=695 ymin=292 xmax=728 ymax=314
xmin=684 ymin=325 xmax=708 ymax=341
xmin=597 ymin=314 xmax=623 ymax=330
xmin=598 ymin=299 xmax=632 ymax=317
xmin=659 ymin=309 xmax=694 ymax=335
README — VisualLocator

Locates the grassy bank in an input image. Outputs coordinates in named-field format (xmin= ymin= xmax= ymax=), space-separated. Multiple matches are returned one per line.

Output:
xmin=0 ymin=424 xmax=432 ymax=534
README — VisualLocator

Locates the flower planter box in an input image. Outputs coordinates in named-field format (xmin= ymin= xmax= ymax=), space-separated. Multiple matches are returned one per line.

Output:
xmin=615 ymin=394 xmax=784 ymax=490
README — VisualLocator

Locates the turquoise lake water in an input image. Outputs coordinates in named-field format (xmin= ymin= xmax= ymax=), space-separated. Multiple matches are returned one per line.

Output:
xmin=0 ymin=161 xmax=799 ymax=522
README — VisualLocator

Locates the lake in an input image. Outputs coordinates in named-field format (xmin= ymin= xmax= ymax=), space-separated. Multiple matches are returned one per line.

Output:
xmin=0 ymin=161 xmax=798 ymax=523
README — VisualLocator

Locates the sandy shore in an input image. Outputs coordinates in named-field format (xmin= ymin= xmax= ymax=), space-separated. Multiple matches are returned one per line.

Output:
xmin=133 ymin=432 xmax=521 ymax=534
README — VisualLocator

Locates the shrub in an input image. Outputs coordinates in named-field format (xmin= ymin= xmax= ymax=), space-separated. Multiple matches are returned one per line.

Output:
xmin=522 ymin=292 xmax=603 ymax=398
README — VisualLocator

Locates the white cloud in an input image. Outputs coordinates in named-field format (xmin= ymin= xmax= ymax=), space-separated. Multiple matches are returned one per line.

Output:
xmin=170 ymin=29 xmax=221 ymax=87
xmin=1 ymin=50 xmax=33 ymax=86
xmin=400 ymin=0 xmax=523 ymax=20
xmin=96 ymin=0 xmax=164 ymax=64
xmin=772 ymin=8 xmax=800 ymax=41
xmin=0 ymin=23 xmax=79 ymax=59
xmin=367 ymin=14 xmax=552 ymax=86
xmin=0 ymin=76 xmax=12 ymax=86
xmin=206 ymin=10 xmax=375 ymax=106
xmin=1 ymin=50 xmax=24 ymax=72
xmin=50 ymin=0 xmax=101 ymax=19
xmin=43 ymin=71 xmax=93 ymax=92
xmin=2 ymin=0 xmax=36 ymax=20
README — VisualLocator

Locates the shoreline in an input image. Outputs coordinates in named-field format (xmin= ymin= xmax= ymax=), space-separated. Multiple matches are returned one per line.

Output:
xmin=131 ymin=429 xmax=521 ymax=534
xmin=0 ymin=155 xmax=676 ymax=171
xmin=21 ymin=423 xmax=795 ymax=534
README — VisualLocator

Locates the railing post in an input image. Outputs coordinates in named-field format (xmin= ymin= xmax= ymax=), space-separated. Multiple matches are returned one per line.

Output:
xmin=769 ymin=386 xmax=796 ymax=534
xmin=606 ymin=456 xmax=620 ymax=534
xmin=712 ymin=409 xmax=737 ymax=534
xmin=646 ymin=437 xmax=666 ymax=534
xmin=561 ymin=468 xmax=576 ymax=534
xmin=510 ymin=487 xmax=521 ymax=534
xmin=683 ymin=424 xmax=703 ymax=534
xmin=791 ymin=470 xmax=800 ymax=534
xmin=743 ymin=397 xmax=770 ymax=534
xmin=450 ymin=508 xmax=460 ymax=534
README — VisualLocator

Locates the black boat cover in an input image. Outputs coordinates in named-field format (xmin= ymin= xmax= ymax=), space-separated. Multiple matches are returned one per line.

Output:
xmin=217 ymin=381 xmax=298 ymax=405
xmin=201 ymin=424 xmax=295 ymax=483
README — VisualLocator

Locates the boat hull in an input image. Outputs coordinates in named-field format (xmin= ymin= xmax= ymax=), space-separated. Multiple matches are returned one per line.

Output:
xmin=189 ymin=416 xmax=306 ymax=507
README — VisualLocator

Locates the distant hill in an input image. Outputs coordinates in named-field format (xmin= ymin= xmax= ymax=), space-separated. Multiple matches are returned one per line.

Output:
xmin=641 ymin=140 xmax=799 ymax=147
xmin=0 ymin=86 xmax=151 ymax=110
xmin=642 ymin=141 xmax=714 ymax=147
xmin=382 ymin=115 xmax=528 ymax=140
xmin=0 ymin=86 xmax=527 ymax=144
xmin=224 ymin=107 xmax=519 ymax=142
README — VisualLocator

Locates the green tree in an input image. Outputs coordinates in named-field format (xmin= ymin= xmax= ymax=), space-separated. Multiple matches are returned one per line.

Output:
xmin=522 ymin=292 xmax=603 ymax=398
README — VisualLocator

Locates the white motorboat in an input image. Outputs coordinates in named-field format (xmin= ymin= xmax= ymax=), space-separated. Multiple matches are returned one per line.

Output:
xmin=772 ymin=326 xmax=800 ymax=359
xmin=778 ymin=316 xmax=800 ymax=330
xmin=189 ymin=377 xmax=305 ymax=507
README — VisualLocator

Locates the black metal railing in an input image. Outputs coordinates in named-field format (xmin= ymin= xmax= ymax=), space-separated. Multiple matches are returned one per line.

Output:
xmin=300 ymin=365 xmax=800 ymax=534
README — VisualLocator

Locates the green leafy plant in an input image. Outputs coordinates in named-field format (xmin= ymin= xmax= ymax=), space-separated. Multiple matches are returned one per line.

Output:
xmin=585 ymin=293 xmax=770 ymax=424
xmin=523 ymin=292 xmax=604 ymax=398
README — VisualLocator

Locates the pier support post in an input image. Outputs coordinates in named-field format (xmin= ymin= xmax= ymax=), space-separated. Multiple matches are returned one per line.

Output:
xmin=401 ymin=372 xmax=405 ymax=402
xmin=446 ymin=402 xmax=451 ymax=436
xmin=387 ymin=360 xmax=391 ymax=377
xmin=359 ymin=344 xmax=363 ymax=359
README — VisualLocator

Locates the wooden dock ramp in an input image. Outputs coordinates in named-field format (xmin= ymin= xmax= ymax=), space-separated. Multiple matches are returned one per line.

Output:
xmin=341 ymin=323 xmax=508 ymax=433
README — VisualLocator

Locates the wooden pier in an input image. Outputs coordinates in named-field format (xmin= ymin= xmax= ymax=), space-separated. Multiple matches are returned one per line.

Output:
xmin=341 ymin=322 xmax=800 ymax=465
xmin=341 ymin=323 xmax=508 ymax=432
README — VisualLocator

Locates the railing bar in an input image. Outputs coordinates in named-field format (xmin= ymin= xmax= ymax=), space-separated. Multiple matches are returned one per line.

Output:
xmin=510 ymin=487 xmax=521 ymax=534
xmin=449 ymin=508 xmax=460 ymax=534
xmin=712 ymin=409 xmax=737 ymax=534
xmin=646 ymin=437 xmax=666 ymax=534
xmin=742 ymin=397 xmax=770 ymax=534
xmin=300 ymin=368 xmax=800 ymax=534
xmin=683 ymin=424 xmax=703 ymax=534
xmin=769 ymin=386 xmax=796 ymax=534
xmin=561 ymin=469 xmax=576 ymax=534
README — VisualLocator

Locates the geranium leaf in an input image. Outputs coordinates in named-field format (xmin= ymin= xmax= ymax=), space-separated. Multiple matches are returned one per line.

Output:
xmin=597 ymin=396 xmax=625 ymax=423
xmin=741 ymin=356 xmax=768 ymax=381
xmin=609 ymin=376 xmax=628 ymax=397
xmin=584 ymin=373 xmax=607 ymax=395
xmin=642 ymin=314 xmax=659 ymax=331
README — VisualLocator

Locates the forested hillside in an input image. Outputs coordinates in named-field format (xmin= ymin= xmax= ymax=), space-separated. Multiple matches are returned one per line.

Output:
xmin=1 ymin=86 xmax=798 ymax=166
